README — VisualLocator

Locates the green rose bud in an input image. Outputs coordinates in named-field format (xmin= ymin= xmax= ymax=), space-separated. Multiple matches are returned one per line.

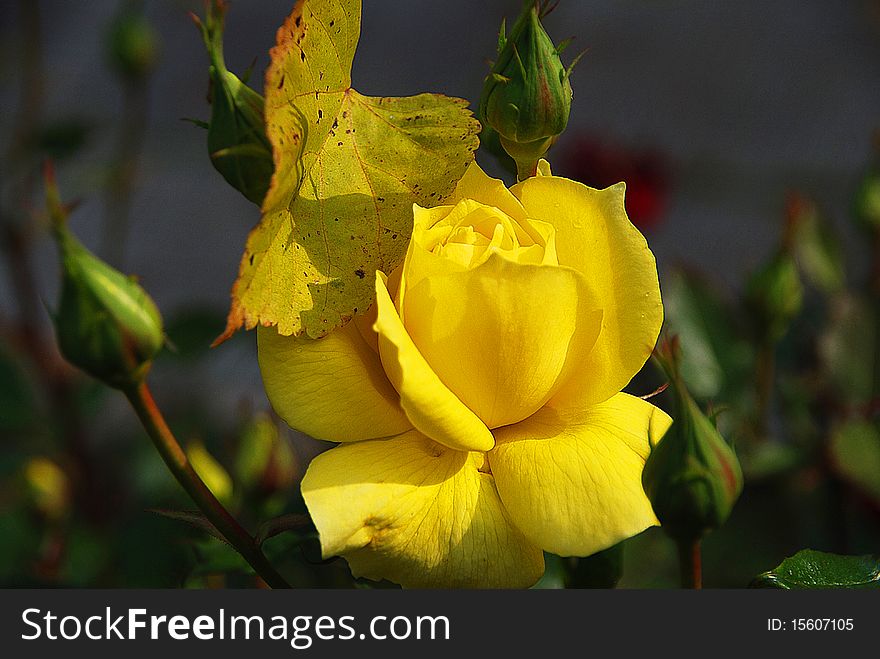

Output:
xmin=854 ymin=163 xmax=880 ymax=232
xmin=107 ymin=2 xmax=160 ymax=82
xmin=48 ymin=175 xmax=164 ymax=389
xmin=479 ymin=1 xmax=575 ymax=179
xmin=745 ymin=251 xmax=804 ymax=343
xmin=234 ymin=413 xmax=298 ymax=500
xmin=642 ymin=338 xmax=744 ymax=543
xmin=193 ymin=0 xmax=274 ymax=206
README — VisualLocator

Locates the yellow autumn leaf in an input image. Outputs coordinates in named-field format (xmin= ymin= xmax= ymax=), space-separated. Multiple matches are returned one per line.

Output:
xmin=220 ymin=0 xmax=481 ymax=340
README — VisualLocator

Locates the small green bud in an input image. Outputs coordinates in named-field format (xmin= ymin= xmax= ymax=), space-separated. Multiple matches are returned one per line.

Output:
xmin=193 ymin=1 xmax=274 ymax=206
xmin=745 ymin=251 xmax=804 ymax=343
xmin=642 ymin=338 xmax=744 ymax=543
xmin=479 ymin=1 xmax=574 ymax=179
xmin=234 ymin=413 xmax=298 ymax=498
xmin=48 ymin=174 xmax=164 ymax=389
xmin=853 ymin=163 xmax=880 ymax=232
xmin=107 ymin=2 xmax=160 ymax=82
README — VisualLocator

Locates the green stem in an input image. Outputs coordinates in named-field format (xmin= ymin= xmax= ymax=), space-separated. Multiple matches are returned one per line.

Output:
xmin=677 ymin=538 xmax=702 ymax=589
xmin=515 ymin=158 xmax=539 ymax=181
xmin=123 ymin=380 xmax=290 ymax=589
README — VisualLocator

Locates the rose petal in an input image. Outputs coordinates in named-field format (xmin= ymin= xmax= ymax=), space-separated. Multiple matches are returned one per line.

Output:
xmin=257 ymin=323 xmax=412 ymax=442
xmin=403 ymin=252 xmax=602 ymax=429
xmin=301 ymin=430 xmax=545 ymax=588
xmin=452 ymin=161 xmax=528 ymax=221
xmin=489 ymin=393 xmax=672 ymax=557
xmin=374 ymin=271 xmax=495 ymax=452
xmin=512 ymin=177 xmax=663 ymax=407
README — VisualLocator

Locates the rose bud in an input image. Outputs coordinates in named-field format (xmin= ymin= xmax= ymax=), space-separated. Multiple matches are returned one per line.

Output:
xmin=193 ymin=0 xmax=274 ymax=206
xmin=745 ymin=250 xmax=803 ymax=343
xmin=234 ymin=413 xmax=298 ymax=500
xmin=106 ymin=2 xmax=160 ymax=83
xmin=479 ymin=1 xmax=575 ymax=179
xmin=854 ymin=162 xmax=880 ymax=232
xmin=642 ymin=337 xmax=743 ymax=543
xmin=48 ymin=176 xmax=164 ymax=389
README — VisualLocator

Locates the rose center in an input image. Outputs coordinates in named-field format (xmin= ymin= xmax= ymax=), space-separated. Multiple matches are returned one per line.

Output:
xmin=421 ymin=199 xmax=557 ymax=268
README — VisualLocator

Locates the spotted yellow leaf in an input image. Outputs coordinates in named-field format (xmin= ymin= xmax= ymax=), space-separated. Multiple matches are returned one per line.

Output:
xmin=220 ymin=0 xmax=480 ymax=340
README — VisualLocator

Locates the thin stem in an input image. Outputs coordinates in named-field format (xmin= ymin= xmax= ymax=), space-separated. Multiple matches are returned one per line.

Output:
xmin=754 ymin=338 xmax=775 ymax=441
xmin=677 ymin=538 xmax=702 ymax=589
xmin=2 ymin=0 xmax=45 ymax=341
xmin=102 ymin=79 xmax=150 ymax=266
xmin=123 ymin=380 xmax=291 ymax=589
xmin=8 ymin=0 xmax=44 ymax=162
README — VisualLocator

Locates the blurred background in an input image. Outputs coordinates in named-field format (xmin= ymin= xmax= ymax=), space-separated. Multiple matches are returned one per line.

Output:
xmin=1 ymin=0 xmax=879 ymax=588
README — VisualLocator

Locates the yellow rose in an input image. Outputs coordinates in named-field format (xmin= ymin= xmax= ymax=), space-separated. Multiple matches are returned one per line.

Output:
xmin=258 ymin=161 xmax=669 ymax=588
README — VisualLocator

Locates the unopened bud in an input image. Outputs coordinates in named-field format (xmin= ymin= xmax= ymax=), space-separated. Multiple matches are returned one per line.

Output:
xmin=745 ymin=251 xmax=803 ymax=343
xmin=48 ymin=174 xmax=164 ymax=389
xmin=642 ymin=338 xmax=744 ymax=543
xmin=235 ymin=413 xmax=298 ymax=499
xmin=193 ymin=0 xmax=274 ymax=206
xmin=854 ymin=163 xmax=880 ymax=232
xmin=107 ymin=2 xmax=160 ymax=82
xmin=479 ymin=1 xmax=575 ymax=178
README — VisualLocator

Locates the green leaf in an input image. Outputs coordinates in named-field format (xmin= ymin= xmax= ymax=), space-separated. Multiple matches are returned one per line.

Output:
xmin=149 ymin=509 xmax=228 ymax=545
xmin=854 ymin=163 xmax=880 ymax=231
xmin=792 ymin=202 xmax=845 ymax=294
xmin=829 ymin=420 xmax=880 ymax=506
xmin=662 ymin=269 xmax=752 ymax=399
xmin=750 ymin=549 xmax=880 ymax=589
xmin=819 ymin=294 xmax=876 ymax=404
xmin=0 ymin=345 xmax=37 ymax=432
xmin=188 ymin=536 xmax=254 ymax=577
xmin=220 ymin=0 xmax=480 ymax=339
xmin=739 ymin=439 xmax=803 ymax=481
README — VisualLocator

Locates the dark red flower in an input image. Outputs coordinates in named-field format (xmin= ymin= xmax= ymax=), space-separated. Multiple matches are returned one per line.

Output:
xmin=556 ymin=134 xmax=671 ymax=231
